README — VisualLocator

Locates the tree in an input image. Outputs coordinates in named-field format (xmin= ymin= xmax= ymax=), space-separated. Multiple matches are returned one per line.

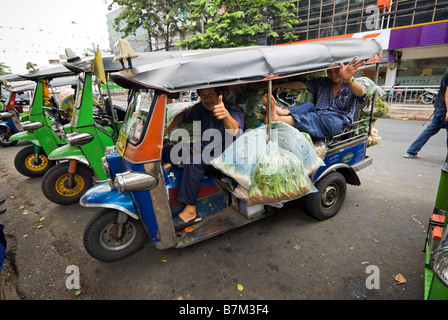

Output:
xmin=0 ymin=62 xmax=11 ymax=75
xmin=178 ymin=0 xmax=300 ymax=49
xmin=109 ymin=0 xmax=189 ymax=51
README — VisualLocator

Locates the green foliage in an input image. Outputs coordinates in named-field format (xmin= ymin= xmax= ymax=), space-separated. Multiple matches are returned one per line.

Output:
xmin=109 ymin=0 xmax=300 ymax=51
xmin=178 ymin=0 xmax=300 ymax=49
xmin=0 ymin=62 xmax=11 ymax=75
xmin=109 ymin=0 xmax=189 ymax=51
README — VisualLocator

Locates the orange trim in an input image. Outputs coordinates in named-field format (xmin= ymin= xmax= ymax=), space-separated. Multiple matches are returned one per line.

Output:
xmin=275 ymin=34 xmax=354 ymax=46
xmin=362 ymin=33 xmax=381 ymax=39
xmin=433 ymin=226 xmax=443 ymax=241
xmin=391 ymin=19 xmax=448 ymax=30
xmin=432 ymin=214 xmax=446 ymax=224
xmin=68 ymin=159 xmax=77 ymax=174
xmin=123 ymin=94 xmax=167 ymax=163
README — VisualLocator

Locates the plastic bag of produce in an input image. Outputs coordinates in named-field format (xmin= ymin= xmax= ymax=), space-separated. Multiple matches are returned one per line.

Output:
xmin=276 ymin=88 xmax=314 ymax=107
xmin=211 ymin=125 xmax=268 ymax=189
xmin=212 ymin=122 xmax=322 ymax=205
xmin=238 ymin=91 xmax=266 ymax=129
xmin=247 ymin=141 xmax=317 ymax=205
xmin=356 ymin=77 xmax=385 ymax=103
xmin=271 ymin=122 xmax=324 ymax=175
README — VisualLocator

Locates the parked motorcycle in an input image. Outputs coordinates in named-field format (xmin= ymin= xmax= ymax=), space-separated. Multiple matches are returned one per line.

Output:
xmin=418 ymin=88 xmax=439 ymax=105
xmin=9 ymin=66 xmax=77 ymax=177
xmin=42 ymin=43 xmax=191 ymax=205
xmin=0 ymin=81 xmax=34 ymax=147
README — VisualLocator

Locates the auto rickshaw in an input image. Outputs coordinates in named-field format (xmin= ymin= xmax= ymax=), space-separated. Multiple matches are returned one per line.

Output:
xmin=42 ymin=41 xmax=221 ymax=206
xmin=0 ymin=79 xmax=34 ymax=147
xmin=9 ymin=65 xmax=77 ymax=177
xmin=79 ymin=38 xmax=382 ymax=261
xmin=424 ymin=153 xmax=448 ymax=300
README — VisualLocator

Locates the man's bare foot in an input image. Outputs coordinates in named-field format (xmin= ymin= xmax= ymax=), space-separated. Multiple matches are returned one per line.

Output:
xmin=262 ymin=94 xmax=279 ymax=123
xmin=178 ymin=204 xmax=197 ymax=222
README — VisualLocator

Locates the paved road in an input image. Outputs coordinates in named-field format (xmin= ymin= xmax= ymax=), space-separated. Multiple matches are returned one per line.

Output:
xmin=0 ymin=118 xmax=446 ymax=302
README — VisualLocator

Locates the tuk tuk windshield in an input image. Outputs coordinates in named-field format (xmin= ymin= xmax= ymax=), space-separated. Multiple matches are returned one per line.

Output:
xmin=122 ymin=89 xmax=155 ymax=144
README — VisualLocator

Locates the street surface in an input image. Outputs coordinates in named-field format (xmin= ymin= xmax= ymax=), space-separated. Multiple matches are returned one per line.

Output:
xmin=0 ymin=118 xmax=446 ymax=301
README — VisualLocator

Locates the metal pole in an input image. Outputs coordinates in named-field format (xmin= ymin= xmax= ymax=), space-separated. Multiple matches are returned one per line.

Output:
xmin=369 ymin=63 xmax=380 ymax=136
xmin=268 ymin=80 xmax=272 ymax=141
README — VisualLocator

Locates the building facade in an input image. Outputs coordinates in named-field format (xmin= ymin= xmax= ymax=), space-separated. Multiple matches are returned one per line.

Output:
xmin=280 ymin=0 xmax=448 ymax=86
xmin=106 ymin=8 xmax=191 ymax=52
xmin=106 ymin=8 xmax=150 ymax=52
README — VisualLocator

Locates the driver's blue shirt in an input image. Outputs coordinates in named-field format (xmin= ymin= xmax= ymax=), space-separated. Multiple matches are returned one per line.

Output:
xmin=183 ymin=100 xmax=244 ymax=155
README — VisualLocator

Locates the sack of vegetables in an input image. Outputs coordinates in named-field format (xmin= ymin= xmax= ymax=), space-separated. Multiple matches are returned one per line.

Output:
xmin=211 ymin=122 xmax=321 ymax=205
xmin=247 ymin=140 xmax=317 ymax=206
xmin=271 ymin=122 xmax=324 ymax=175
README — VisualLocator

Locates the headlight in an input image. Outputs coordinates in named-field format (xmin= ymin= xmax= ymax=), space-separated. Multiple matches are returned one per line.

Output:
xmin=113 ymin=171 xmax=158 ymax=193
xmin=102 ymin=156 xmax=110 ymax=177
xmin=432 ymin=246 xmax=448 ymax=287
xmin=65 ymin=132 xmax=94 ymax=146
xmin=0 ymin=112 xmax=14 ymax=120
xmin=21 ymin=121 xmax=44 ymax=131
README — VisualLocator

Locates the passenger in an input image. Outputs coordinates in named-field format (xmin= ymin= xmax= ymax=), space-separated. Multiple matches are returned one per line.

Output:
xmin=163 ymin=87 xmax=244 ymax=229
xmin=261 ymin=56 xmax=366 ymax=139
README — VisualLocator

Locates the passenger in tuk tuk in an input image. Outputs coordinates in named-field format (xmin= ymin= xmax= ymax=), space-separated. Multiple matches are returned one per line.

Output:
xmin=163 ymin=87 xmax=244 ymax=229
xmin=262 ymin=57 xmax=366 ymax=139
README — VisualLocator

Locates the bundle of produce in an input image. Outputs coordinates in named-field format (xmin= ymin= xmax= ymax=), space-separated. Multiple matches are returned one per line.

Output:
xmin=238 ymin=91 xmax=266 ymax=129
xmin=276 ymin=88 xmax=314 ymax=108
xmin=247 ymin=141 xmax=316 ymax=205
xmin=212 ymin=123 xmax=322 ymax=205
xmin=211 ymin=126 xmax=269 ymax=188
xmin=271 ymin=122 xmax=324 ymax=175
xmin=356 ymin=77 xmax=385 ymax=103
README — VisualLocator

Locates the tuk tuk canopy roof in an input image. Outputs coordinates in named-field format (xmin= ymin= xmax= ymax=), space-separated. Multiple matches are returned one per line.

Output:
xmin=63 ymin=51 xmax=195 ymax=74
xmin=110 ymin=38 xmax=382 ymax=92
xmin=18 ymin=65 xmax=74 ymax=81
xmin=3 ymin=81 xmax=36 ymax=92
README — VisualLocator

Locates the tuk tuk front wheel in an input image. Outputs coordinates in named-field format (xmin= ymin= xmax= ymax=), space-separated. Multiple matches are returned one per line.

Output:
xmin=0 ymin=127 xmax=18 ymax=147
xmin=304 ymin=171 xmax=347 ymax=220
xmin=14 ymin=145 xmax=55 ymax=177
xmin=41 ymin=162 xmax=93 ymax=205
xmin=83 ymin=209 xmax=147 ymax=262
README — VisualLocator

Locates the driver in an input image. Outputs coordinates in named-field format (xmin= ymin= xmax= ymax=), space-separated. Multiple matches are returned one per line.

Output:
xmin=163 ymin=87 xmax=244 ymax=229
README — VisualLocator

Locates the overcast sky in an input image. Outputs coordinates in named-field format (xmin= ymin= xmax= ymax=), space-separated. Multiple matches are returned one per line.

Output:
xmin=1 ymin=0 xmax=113 ymax=73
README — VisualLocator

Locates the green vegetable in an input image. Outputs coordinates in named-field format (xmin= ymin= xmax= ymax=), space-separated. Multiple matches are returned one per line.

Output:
xmin=247 ymin=143 xmax=315 ymax=205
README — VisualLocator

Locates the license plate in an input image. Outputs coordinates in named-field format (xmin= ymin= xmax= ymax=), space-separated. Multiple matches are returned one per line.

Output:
xmin=116 ymin=130 xmax=127 ymax=156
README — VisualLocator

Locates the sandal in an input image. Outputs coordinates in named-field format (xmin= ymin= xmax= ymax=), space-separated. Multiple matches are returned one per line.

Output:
xmin=173 ymin=214 xmax=202 ymax=230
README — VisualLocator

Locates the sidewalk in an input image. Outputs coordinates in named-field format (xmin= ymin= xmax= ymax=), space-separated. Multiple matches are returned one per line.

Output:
xmin=383 ymin=103 xmax=434 ymax=121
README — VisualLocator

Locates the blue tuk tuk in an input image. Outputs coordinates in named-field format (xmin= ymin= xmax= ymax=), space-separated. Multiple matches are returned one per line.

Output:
xmin=79 ymin=38 xmax=382 ymax=261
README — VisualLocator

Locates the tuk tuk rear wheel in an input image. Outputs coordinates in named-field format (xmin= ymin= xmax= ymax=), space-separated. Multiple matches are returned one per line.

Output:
xmin=14 ymin=145 xmax=55 ymax=177
xmin=83 ymin=209 xmax=147 ymax=262
xmin=0 ymin=127 xmax=18 ymax=147
xmin=41 ymin=162 xmax=93 ymax=205
xmin=304 ymin=171 xmax=347 ymax=220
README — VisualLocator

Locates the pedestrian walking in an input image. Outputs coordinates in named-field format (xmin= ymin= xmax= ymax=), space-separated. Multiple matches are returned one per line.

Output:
xmin=404 ymin=68 xmax=448 ymax=158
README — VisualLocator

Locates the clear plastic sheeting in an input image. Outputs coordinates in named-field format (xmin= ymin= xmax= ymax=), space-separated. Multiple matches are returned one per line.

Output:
xmin=211 ymin=122 xmax=323 ymax=205
xmin=248 ymin=141 xmax=317 ymax=206
xmin=271 ymin=122 xmax=324 ymax=175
